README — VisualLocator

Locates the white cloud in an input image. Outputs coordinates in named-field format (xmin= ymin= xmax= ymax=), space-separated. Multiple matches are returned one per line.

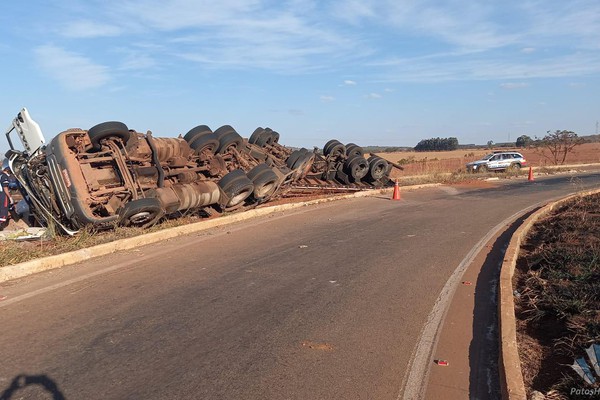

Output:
xmin=343 ymin=80 xmax=357 ymax=85
xmin=366 ymin=93 xmax=382 ymax=99
xmin=320 ymin=95 xmax=335 ymax=102
xmin=61 ymin=20 xmax=122 ymax=38
xmin=500 ymin=82 xmax=530 ymax=90
xmin=34 ymin=45 xmax=110 ymax=90
xmin=28 ymin=0 xmax=600 ymax=82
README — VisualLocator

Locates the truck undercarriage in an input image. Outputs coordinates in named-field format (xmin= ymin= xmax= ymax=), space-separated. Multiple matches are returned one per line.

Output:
xmin=5 ymin=108 xmax=396 ymax=235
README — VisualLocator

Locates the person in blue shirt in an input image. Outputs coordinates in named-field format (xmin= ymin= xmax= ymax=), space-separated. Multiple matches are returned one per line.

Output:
xmin=0 ymin=159 xmax=14 ymax=228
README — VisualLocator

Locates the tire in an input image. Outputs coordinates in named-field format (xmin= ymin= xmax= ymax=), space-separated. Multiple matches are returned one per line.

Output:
xmin=286 ymin=148 xmax=309 ymax=168
xmin=478 ymin=165 xmax=488 ymax=173
xmin=323 ymin=140 xmax=346 ymax=157
xmin=366 ymin=157 xmax=389 ymax=181
xmin=218 ymin=170 xmax=254 ymax=208
xmin=323 ymin=140 xmax=344 ymax=156
xmin=218 ymin=169 xmax=247 ymax=188
xmin=246 ymin=163 xmax=272 ymax=181
xmin=88 ymin=121 xmax=130 ymax=151
xmin=214 ymin=125 xmax=236 ymax=138
xmin=184 ymin=125 xmax=213 ymax=143
xmin=508 ymin=163 xmax=521 ymax=172
xmin=344 ymin=155 xmax=369 ymax=181
xmin=268 ymin=130 xmax=280 ymax=144
xmin=248 ymin=164 xmax=279 ymax=199
xmin=255 ymin=130 xmax=276 ymax=148
xmin=190 ymin=132 xmax=220 ymax=155
xmin=118 ymin=198 xmax=164 ymax=228
xmin=323 ymin=139 xmax=340 ymax=152
xmin=217 ymin=131 xmax=244 ymax=154
xmin=249 ymin=128 xmax=267 ymax=145
xmin=291 ymin=151 xmax=315 ymax=177
xmin=346 ymin=143 xmax=364 ymax=157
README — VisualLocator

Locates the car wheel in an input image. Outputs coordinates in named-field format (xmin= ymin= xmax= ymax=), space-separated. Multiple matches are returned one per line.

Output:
xmin=509 ymin=163 xmax=521 ymax=172
xmin=479 ymin=165 xmax=488 ymax=173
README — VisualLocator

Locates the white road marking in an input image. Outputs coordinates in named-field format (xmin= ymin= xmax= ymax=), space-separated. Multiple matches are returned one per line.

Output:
xmin=398 ymin=205 xmax=540 ymax=400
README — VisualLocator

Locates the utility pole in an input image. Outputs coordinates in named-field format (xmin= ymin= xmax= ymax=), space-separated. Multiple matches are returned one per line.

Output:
xmin=596 ymin=120 xmax=598 ymax=135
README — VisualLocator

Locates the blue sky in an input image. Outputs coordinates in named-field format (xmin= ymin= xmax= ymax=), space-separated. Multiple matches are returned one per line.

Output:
xmin=1 ymin=0 xmax=599 ymax=151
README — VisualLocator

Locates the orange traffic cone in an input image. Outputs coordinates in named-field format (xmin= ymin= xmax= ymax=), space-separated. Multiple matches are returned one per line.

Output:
xmin=392 ymin=179 xmax=401 ymax=200
xmin=528 ymin=166 xmax=534 ymax=182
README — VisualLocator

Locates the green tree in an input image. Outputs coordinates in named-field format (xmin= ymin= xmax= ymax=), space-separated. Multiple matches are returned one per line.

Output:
xmin=414 ymin=137 xmax=459 ymax=151
xmin=515 ymin=135 xmax=533 ymax=148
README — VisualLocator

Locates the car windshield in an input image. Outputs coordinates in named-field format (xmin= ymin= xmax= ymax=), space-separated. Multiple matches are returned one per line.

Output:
xmin=481 ymin=153 xmax=495 ymax=160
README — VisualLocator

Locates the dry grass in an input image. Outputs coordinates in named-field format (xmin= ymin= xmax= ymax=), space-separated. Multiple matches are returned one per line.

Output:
xmin=0 ymin=214 xmax=206 ymax=268
xmin=514 ymin=193 xmax=600 ymax=397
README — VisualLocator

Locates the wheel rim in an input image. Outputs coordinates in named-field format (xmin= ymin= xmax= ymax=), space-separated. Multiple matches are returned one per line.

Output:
xmin=228 ymin=188 xmax=252 ymax=207
xmin=255 ymin=181 xmax=276 ymax=197
xmin=372 ymin=164 xmax=386 ymax=179
xmin=129 ymin=211 xmax=153 ymax=225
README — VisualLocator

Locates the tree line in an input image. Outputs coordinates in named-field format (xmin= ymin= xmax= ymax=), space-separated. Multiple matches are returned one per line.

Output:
xmin=414 ymin=137 xmax=459 ymax=151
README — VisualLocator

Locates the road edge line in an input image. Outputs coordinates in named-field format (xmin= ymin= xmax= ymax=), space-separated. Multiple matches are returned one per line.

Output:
xmin=399 ymin=206 xmax=534 ymax=400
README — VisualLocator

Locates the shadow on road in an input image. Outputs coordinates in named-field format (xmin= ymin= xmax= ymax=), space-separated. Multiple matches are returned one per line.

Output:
xmin=468 ymin=208 xmax=539 ymax=399
xmin=0 ymin=374 xmax=65 ymax=400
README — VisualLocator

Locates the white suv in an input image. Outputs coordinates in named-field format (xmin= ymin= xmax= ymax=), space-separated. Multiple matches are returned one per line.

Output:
xmin=466 ymin=151 xmax=527 ymax=173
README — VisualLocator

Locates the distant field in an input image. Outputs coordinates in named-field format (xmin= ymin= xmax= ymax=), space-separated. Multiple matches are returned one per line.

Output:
xmin=373 ymin=142 xmax=600 ymax=177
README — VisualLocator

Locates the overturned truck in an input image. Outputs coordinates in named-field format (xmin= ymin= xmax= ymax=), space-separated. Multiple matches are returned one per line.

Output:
xmin=5 ymin=108 xmax=393 ymax=235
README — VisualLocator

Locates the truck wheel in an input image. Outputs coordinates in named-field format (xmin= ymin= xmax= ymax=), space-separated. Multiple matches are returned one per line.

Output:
xmin=247 ymin=164 xmax=279 ymax=199
xmin=286 ymin=149 xmax=309 ymax=168
xmin=268 ymin=130 xmax=280 ymax=144
xmin=190 ymin=132 xmax=220 ymax=155
xmin=259 ymin=130 xmax=279 ymax=147
xmin=344 ymin=155 xmax=369 ymax=181
xmin=366 ymin=157 xmax=389 ymax=181
xmin=184 ymin=125 xmax=213 ymax=143
xmin=324 ymin=140 xmax=346 ymax=157
xmin=323 ymin=139 xmax=339 ymax=152
xmin=88 ymin=121 xmax=131 ymax=151
xmin=218 ymin=170 xmax=254 ymax=208
xmin=291 ymin=152 xmax=315 ymax=178
xmin=214 ymin=125 xmax=236 ymax=138
xmin=249 ymin=128 xmax=267 ymax=145
xmin=217 ymin=131 xmax=245 ymax=154
xmin=345 ymin=143 xmax=364 ymax=157
xmin=119 ymin=198 xmax=164 ymax=228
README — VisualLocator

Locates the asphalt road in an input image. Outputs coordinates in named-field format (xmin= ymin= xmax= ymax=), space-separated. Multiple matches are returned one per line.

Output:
xmin=0 ymin=172 xmax=599 ymax=400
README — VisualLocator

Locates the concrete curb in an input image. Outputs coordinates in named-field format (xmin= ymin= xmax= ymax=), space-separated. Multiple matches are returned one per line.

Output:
xmin=0 ymin=183 xmax=439 ymax=284
xmin=498 ymin=188 xmax=600 ymax=399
